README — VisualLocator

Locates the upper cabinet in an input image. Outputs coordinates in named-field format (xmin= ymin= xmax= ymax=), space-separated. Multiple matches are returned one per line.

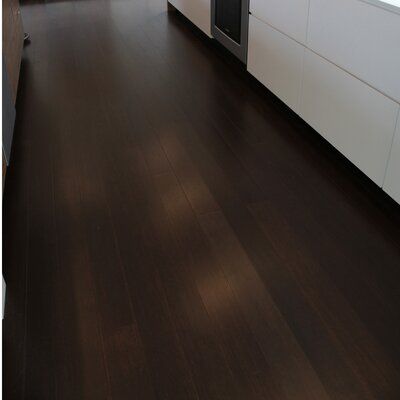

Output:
xmin=307 ymin=0 xmax=400 ymax=103
xmin=169 ymin=0 xmax=211 ymax=37
xmin=250 ymin=0 xmax=309 ymax=44
xmin=384 ymin=112 xmax=400 ymax=203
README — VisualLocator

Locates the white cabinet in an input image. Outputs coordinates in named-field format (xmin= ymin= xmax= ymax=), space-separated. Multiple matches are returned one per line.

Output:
xmin=384 ymin=112 xmax=400 ymax=203
xmin=169 ymin=0 xmax=211 ymax=37
xmin=250 ymin=0 xmax=309 ymax=44
xmin=245 ymin=0 xmax=400 ymax=202
xmin=299 ymin=50 xmax=399 ymax=186
xmin=307 ymin=0 xmax=400 ymax=102
xmin=248 ymin=15 xmax=304 ymax=112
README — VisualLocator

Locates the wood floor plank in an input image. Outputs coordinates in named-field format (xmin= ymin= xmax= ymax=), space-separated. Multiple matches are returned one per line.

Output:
xmin=249 ymin=201 xmax=400 ymax=399
xmin=198 ymin=210 xmax=331 ymax=400
xmin=3 ymin=0 xmax=400 ymax=399
xmin=152 ymin=112 xmax=378 ymax=400
xmin=154 ymin=171 xmax=283 ymax=400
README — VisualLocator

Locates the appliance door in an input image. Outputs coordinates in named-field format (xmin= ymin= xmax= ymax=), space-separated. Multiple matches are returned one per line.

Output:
xmin=211 ymin=0 xmax=249 ymax=64
xmin=215 ymin=0 xmax=242 ymax=44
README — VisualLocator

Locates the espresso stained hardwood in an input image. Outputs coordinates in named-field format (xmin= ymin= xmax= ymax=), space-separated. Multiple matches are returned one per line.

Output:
xmin=3 ymin=0 xmax=400 ymax=399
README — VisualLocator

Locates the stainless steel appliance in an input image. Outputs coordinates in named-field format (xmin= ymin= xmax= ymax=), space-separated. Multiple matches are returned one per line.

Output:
xmin=211 ymin=0 xmax=249 ymax=64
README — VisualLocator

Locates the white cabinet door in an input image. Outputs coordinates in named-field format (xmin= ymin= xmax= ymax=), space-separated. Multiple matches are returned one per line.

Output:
xmin=300 ymin=50 xmax=399 ymax=186
xmin=307 ymin=0 xmax=400 ymax=102
xmin=248 ymin=16 xmax=305 ymax=113
xmin=169 ymin=0 xmax=211 ymax=37
xmin=250 ymin=0 xmax=309 ymax=44
xmin=384 ymin=112 xmax=400 ymax=203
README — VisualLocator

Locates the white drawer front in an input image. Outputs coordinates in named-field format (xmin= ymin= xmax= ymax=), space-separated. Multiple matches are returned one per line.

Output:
xmin=250 ymin=0 xmax=309 ymax=44
xmin=300 ymin=50 xmax=399 ymax=186
xmin=248 ymin=16 xmax=305 ymax=112
xmin=307 ymin=0 xmax=400 ymax=102
xmin=384 ymin=112 xmax=400 ymax=203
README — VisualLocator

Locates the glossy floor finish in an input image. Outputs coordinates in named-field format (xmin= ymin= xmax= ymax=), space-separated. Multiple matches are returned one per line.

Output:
xmin=3 ymin=0 xmax=400 ymax=399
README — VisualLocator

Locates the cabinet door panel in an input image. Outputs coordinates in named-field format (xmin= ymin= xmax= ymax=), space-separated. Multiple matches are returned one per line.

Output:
xmin=384 ymin=113 xmax=400 ymax=203
xmin=300 ymin=50 xmax=398 ymax=186
xmin=250 ymin=0 xmax=309 ymax=43
xmin=248 ymin=16 xmax=304 ymax=112
xmin=308 ymin=0 xmax=400 ymax=102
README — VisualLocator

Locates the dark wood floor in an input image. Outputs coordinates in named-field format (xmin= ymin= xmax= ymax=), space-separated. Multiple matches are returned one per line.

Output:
xmin=3 ymin=0 xmax=400 ymax=399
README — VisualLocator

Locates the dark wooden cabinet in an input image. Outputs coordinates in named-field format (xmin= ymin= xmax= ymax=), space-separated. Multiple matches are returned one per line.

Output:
xmin=3 ymin=0 xmax=24 ymax=103
xmin=2 ymin=0 xmax=23 ymax=180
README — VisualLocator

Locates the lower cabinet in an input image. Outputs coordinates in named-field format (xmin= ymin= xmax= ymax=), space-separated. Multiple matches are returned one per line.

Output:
xmin=247 ymin=15 xmax=304 ymax=113
xmin=169 ymin=0 xmax=211 ymax=37
xmin=246 ymin=1 xmax=400 ymax=203
xmin=299 ymin=50 xmax=399 ymax=186
xmin=383 ymin=113 xmax=400 ymax=203
xmin=249 ymin=0 xmax=309 ymax=44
